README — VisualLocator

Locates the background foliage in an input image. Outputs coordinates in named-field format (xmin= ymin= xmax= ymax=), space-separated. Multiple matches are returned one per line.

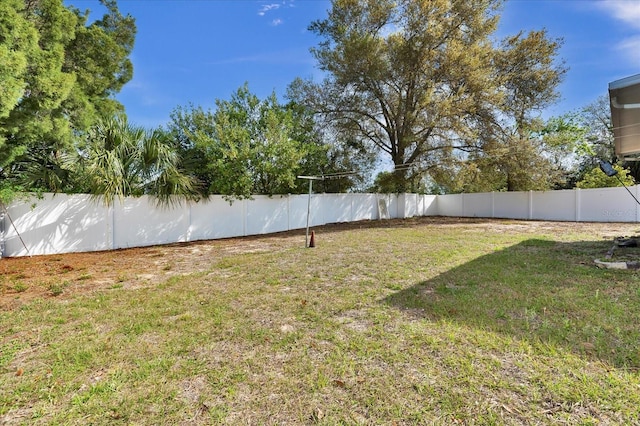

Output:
xmin=0 ymin=0 xmax=634 ymax=205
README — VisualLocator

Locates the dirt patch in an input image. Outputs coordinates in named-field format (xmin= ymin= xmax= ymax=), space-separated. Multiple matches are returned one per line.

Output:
xmin=2 ymin=217 xmax=638 ymax=310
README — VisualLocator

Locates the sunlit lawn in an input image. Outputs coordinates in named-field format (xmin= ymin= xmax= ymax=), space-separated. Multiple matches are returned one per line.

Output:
xmin=2 ymin=217 xmax=640 ymax=424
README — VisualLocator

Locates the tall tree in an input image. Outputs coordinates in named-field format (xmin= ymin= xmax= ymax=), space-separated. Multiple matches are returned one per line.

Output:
xmin=494 ymin=31 xmax=565 ymax=131
xmin=473 ymin=29 xmax=567 ymax=191
xmin=454 ymin=126 xmax=565 ymax=192
xmin=0 ymin=0 xmax=36 ymax=121
xmin=0 ymin=0 xmax=38 ymax=201
xmin=578 ymin=95 xmax=615 ymax=162
xmin=286 ymin=81 xmax=378 ymax=193
xmin=298 ymin=0 xmax=565 ymax=192
xmin=301 ymin=0 xmax=502 ymax=192
xmin=64 ymin=0 xmax=135 ymax=126
xmin=0 ymin=0 xmax=76 ymax=179
xmin=0 ymin=0 xmax=135 ymax=198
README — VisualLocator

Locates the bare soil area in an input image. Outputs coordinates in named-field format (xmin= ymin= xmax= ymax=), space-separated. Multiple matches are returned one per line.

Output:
xmin=2 ymin=217 xmax=639 ymax=310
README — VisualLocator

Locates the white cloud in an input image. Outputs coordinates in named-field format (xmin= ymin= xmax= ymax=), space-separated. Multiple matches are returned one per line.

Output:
xmin=598 ymin=1 xmax=640 ymax=29
xmin=616 ymin=35 xmax=640 ymax=67
xmin=258 ymin=3 xmax=281 ymax=16
xmin=271 ymin=18 xmax=284 ymax=26
xmin=258 ymin=1 xmax=295 ymax=16
xmin=597 ymin=1 xmax=640 ymax=67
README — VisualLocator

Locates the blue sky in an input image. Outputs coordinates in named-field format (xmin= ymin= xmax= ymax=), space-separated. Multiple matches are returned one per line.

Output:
xmin=71 ymin=0 xmax=640 ymax=128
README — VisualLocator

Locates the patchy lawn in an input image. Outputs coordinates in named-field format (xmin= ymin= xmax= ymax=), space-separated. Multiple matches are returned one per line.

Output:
xmin=2 ymin=217 xmax=640 ymax=424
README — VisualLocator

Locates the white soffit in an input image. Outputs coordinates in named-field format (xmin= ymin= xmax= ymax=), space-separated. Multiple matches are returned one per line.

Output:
xmin=609 ymin=73 xmax=640 ymax=160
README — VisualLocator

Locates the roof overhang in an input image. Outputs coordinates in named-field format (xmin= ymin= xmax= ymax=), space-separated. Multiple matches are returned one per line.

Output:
xmin=609 ymin=73 xmax=640 ymax=161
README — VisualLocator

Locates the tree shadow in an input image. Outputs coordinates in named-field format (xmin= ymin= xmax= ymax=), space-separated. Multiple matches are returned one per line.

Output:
xmin=383 ymin=238 xmax=640 ymax=369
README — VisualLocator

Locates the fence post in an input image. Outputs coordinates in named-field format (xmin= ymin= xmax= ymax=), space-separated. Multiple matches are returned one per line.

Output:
xmin=243 ymin=198 xmax=247 ymax=237
xmin=187 ymin=201 xmax=193 ymax=242
xmin=575 ymin=188 xmax=581 ymax=222
xmin=350 ymin=194 xmax=354 ymax=222
xmin=109 ymin=202 xmax=115 ymax=251
xmin=491 ymin=192 xmax=495 ymax=218
xmin=461 ymin=193 xmax=465 ymax=217
xmin=0 ymin=209 xmax=5 ymax=258
xmin=286 ymin=195 xmax=290 ymax=231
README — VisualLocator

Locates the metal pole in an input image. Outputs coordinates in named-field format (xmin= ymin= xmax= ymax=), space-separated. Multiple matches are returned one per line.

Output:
xmin=615 ymin=174 xmax=640 ymax=207
xmin=305 ymin=179 xmax=312 ymax=248
xmin=0 ymin=209 xmax=5 ymax=259
xmin=600 ymin=160 xmax=640 ymax=207
xmin=298 ymin=175 xmax=323 ymax=248
xmin=1 ymin=206 xmax=30 ymax=257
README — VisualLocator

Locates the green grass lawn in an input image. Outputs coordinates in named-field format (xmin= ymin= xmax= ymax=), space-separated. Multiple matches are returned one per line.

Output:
xmin=2 ymin=218 xmax=640 ymax=424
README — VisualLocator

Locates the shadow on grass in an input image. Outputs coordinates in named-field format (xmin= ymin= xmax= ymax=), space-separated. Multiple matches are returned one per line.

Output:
xmin=384 ymin=238 xmax=640 ymax=369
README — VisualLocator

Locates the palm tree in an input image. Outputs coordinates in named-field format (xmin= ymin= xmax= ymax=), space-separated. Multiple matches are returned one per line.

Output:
xmin=81 ymin=115 xmax=197 ymax=206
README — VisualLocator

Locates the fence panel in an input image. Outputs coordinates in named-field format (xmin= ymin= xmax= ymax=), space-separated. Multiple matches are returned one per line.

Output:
xmin=579 ymin=187 xmax=637 ymax=222
xmin=421 ymin=195 xmax=438 ymax=216
xmin=190 ymin=196 xmax=245 ymax=240
xmin=288 ymin=194 xmax=322 ymax=230
xmin=437 ymin=194 xmax=463 ymax=217
xmin=462 ymin=193 xmax=493 ymax=218
xmin=245 ymin=196 xmax=290 ymax=236
xmin=493 ymin=192 xmax=529 ymax=219
xmin=113 ymin=196 xmax=190 ymax=249
xmin=323 ymin=194 xmax=354 ymax=223
xmin=401 ymin=193 xmax=419 ymax=218
xmin=4 ymin=194 xmax=111 ymax=256
xmin=531 ymin=190 xmax=577 ymax=222
xmin=352 ymin=194 xmax=378 ymax=221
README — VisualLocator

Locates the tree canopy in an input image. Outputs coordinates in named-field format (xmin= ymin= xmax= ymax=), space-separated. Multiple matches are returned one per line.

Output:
xmin=294 ymin=0 xmax=566 ymax=192
xmin=167 ymin=84 xmax=376 ymax=201
xmin=169 ymin=85 xmax=312 ymax=201
xmin=0 ymin=0 xmax=135 ymax=201
xmin=577 ymin=163 xmax=634 ymax=189
xmin=1 ymin=0 xmax=621 ymax=203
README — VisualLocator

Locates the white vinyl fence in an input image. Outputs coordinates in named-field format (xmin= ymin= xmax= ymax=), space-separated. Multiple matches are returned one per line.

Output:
xmin=437 ymin=186 xmax=640 ymax=222
xmin=2 ymin=186 xmax=639 ymax=258
xmin=0 ymin=193 xmax=438 ymax=257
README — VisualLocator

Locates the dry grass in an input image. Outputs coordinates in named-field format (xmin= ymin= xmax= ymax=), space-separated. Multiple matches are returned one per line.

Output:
xmin=2 ymin=217 xmax=640 ymax=425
